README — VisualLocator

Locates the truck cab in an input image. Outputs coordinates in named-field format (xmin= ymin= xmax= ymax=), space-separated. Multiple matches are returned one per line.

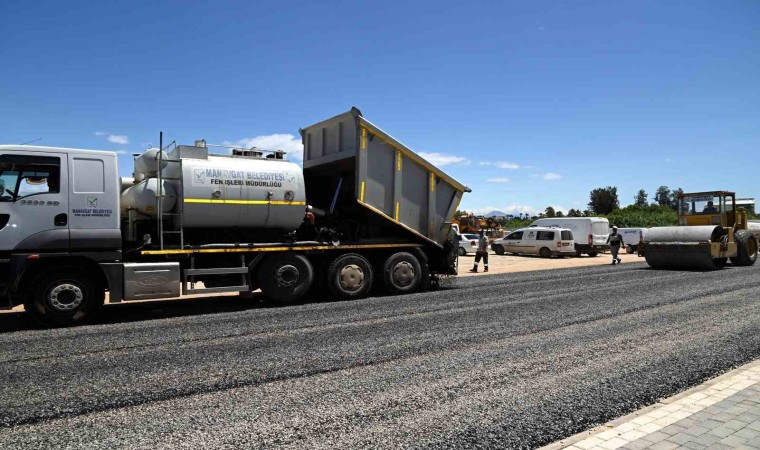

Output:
xmin=0 ymin=145 xmax=122 ymax=323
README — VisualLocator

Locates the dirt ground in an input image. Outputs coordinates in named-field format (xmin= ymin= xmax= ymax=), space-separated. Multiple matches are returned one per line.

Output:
xmin=457 ymin=250 xmax=641 ymax=276
xmin=2 ymin=251 xmax=641 ymax=314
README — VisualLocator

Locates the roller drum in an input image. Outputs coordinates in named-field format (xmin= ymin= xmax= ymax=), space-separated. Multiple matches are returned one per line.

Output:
xmin=643 ymin=225 xmax=727 ymax=270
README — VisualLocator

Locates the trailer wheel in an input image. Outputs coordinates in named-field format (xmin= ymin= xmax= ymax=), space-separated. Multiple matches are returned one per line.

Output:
xmin=327 ymin=253 xmax=373 ymax=300
xmin=24 ymin=269 xmax=104 ymax=327
xmin=383 ymin=252 xmax=422 ymax=295
xmin=730 ymin=230 xmax=758 ymax=266
xmin=539 ymin=247 xmax=552 ymax=258
xmin=258 ymin=254 xmax=314 ymax=303
xmin=493 ymin=245 xmax=505 ymax=255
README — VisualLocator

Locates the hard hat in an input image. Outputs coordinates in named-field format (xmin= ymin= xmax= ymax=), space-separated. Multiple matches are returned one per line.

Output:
xmin=612 ymin=225 xmax=618 ymax=229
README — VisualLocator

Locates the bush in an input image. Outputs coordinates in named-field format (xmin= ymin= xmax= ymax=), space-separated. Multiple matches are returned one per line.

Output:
xmin=604 ymin=204 xmax=678 ymax=228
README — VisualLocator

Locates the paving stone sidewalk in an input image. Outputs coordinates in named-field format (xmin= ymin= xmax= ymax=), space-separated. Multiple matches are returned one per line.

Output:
xmin=542 ymin=360 xmax=760 ymax=450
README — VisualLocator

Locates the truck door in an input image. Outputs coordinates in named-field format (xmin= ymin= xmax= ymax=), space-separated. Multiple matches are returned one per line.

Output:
xmin=0 ymin=151 xmax=69 ymax=252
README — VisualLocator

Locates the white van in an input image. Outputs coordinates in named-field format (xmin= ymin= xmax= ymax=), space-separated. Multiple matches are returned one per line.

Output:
xmin=529 ymin=217 xmax=609 ymax=256
xmin=491 ymin=226 xmax=575 ymax=258
xmin=617 ymin=227 xmax=648 ymax=254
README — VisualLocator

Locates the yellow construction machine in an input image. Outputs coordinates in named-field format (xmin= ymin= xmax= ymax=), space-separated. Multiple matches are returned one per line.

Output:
xmin=638 ymin=191 xmax=758 ymax=270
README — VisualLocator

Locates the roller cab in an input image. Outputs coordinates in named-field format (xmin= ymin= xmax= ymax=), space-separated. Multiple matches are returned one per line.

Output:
xmin=639 ymin=191 xmax=758 ymax=270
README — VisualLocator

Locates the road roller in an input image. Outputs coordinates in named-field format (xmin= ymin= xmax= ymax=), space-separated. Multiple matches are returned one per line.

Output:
xmin=638 ymin=191 xmax=759 ymax=270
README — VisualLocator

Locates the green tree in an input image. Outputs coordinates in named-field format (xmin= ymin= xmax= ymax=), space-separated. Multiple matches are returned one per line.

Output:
xmin=668 ymin=187 xmax=683 ymax=209
xmin=654 ymin=186 xmax=671 ymax=206
xmin=544 ymin=206 xmax=556 ymax=218
xmin=634 ymin=189 xmax=648 ymax=208
xmin=588 ymin=186 xmax=620 ymax=215
xmin=556 ymin=210 xmax=565 ymax=217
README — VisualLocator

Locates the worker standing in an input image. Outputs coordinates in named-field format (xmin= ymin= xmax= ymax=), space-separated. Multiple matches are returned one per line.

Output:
xmin=606 ymin=225 xmax=625 ymax=265
xmin=470 ymin=229 xmax=489 ymax=273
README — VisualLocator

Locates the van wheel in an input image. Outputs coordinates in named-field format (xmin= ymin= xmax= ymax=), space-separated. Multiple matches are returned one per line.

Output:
xmin=24 ymin=269 xmax=105 ymax=327
xmin=493 ymin=245 xmax=505 ymax=255
xmin=458 ymin=247 xmax=466 ymax=256
xmin=587 ymin=252 xmax=599 ymax=257
xmin=539 ymin=247 xmax=552 ymax=258
xmin=257 ymin=254 xmax=314 ymax=303
xmin=574 ymin=249 xmax=583 ymax=257
xmin=625 ymin=245 xmax=634 ymax=254
xmin=383 ymin=252 xmax=422 ymax=294
xmin=327 ymin=253 xmax=373 ymax=300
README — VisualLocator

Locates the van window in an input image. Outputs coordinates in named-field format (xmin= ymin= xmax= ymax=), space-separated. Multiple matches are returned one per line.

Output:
xmin=592 ymin=223 xmax=608 ymax=235
xmin=536 ymin=231 xmax=555 ymax=240
xmin=561 ymin=230 xmax=573 ymax=240
xmin=507 ymin=231 xmax=523 ymax=240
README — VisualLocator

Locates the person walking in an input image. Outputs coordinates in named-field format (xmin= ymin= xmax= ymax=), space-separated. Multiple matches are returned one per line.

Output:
xmin=606 ymin=225 xmax=625 ymax=265
xmin=470 ymin=229 xmax=489 ymax=273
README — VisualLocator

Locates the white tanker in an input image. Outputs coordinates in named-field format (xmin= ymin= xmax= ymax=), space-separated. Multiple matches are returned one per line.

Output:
xmin=0 ymin=107 xmax=470 ymax=327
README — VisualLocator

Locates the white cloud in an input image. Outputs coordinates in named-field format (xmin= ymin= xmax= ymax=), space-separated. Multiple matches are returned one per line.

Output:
xmin=542 ymin=172 xmax=562 ymax=180
xmin=418 ymin=152 xmax=470 ymax=167
xmin=480 ymin=161 xmax=520 ymax=169
xmin=224 ymin=133 xmax=304 ymax=162
xmin=94 ymin=131 xmax=129 ymax=145
xmin=108 ymin=135 xmax=129 ymax=145
xmin=486 ymin=177 xmax=510 ymax=183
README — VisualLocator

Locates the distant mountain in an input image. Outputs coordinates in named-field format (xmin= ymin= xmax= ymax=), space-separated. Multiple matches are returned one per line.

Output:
xmin=485 ymin=210 xmax=507 ymax=217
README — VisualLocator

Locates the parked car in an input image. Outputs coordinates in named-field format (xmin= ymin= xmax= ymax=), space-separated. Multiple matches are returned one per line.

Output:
xmin=617 ymin=227 xmax=648 ymax=254
xmin=491 ymin=226 xmax=575 ymax=258
xmin=457 ymin=233 xmax=479 ymax=256
xmin=529 ymin=217 xmax=609 ymax=256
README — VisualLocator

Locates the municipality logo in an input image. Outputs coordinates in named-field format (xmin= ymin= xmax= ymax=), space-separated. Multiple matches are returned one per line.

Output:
xmin=87 ymin=196 xmax=98 ymax=207
xmin=194 ymin=169 xmax=206 ymax=184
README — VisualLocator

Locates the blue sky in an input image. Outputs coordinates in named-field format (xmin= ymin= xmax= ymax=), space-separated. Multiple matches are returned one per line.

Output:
xmin=2 ymin=0 xmax=758 ymax=216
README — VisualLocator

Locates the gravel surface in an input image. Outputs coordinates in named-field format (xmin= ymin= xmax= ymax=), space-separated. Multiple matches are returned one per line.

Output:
xmin=0 ymin=261 xmax=758 ymax=449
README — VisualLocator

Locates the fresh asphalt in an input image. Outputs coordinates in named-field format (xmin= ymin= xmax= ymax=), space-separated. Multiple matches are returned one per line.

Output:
xmin=0 ymin=261 xmax=758 ymax=449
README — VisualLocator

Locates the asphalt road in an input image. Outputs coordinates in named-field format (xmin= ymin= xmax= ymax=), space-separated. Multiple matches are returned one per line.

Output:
xmin=0 ymin=261 xmax=758 ymax=449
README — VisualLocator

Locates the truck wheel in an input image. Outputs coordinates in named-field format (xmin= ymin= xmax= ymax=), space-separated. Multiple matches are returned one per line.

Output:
xmin=327 ymin=253 xmax=373 ymax=300
xmin=258 ymin=254 xmax=314 ymax=303
xmin=493 ymin=245 xmax=505 ymax=255
xmin=587 ymin=252 xmax=599 ymax=257
xmin=383 ymin=252 xmax=422 ymax=295
xmin=730 ymin=230 xmax=758 ymax=266
xmin=458 ymin=247 xmax=466 ymax=256
xmin=24 ymin=269 xmax=105 ymax=327
xmin=539 ymin=247 xmax=552 ymax=258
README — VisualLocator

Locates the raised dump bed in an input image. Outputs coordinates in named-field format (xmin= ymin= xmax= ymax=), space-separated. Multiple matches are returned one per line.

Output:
xmin=300 ymin=107 xmax=470 ymax=248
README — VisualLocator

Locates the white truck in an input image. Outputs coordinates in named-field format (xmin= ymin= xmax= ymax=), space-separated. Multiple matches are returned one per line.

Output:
xmin=529 ymin=217 xmax=610 ymax=256
xmin=617 ymin=227 xmax=648 ymax=254
xmin=0 ymin=108 xmax=469 ymax=326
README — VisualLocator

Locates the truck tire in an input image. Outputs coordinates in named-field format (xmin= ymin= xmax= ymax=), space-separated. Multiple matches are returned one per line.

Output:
xmin=493 ymin=245 xmax=505 ymax=255
xmin=383 ymin=252 xmax=422 ymax=295
xmin=257 ymin=254 xmax=314 ymax=303
xmin=24 ymin=269 xmax=105 ymax=327
xmin=327 ymin=253 xmax=373 ymax=300
xmin=587 ymin=252 xmax=599 ymax=257
xmin=539 ymin=247 xmax=552 ymax=258
xmin=730 ymin=230 xmax=758 ymax=266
